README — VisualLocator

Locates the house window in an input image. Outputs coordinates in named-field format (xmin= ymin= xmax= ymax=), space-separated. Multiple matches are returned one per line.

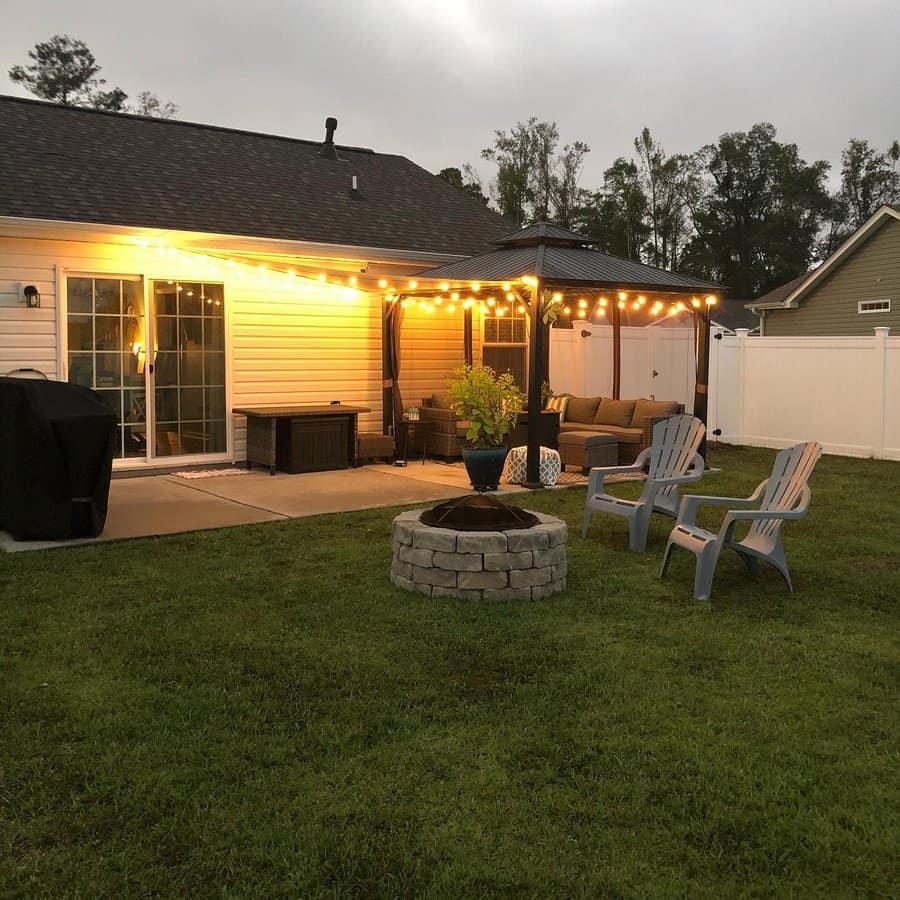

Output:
xmin=482 ymin=305 xmax=527 ymax=389
xmin=858 ymin=299 xmax=891 ymax=314
xmin=67 ymin=276 xmax=146 ymax=459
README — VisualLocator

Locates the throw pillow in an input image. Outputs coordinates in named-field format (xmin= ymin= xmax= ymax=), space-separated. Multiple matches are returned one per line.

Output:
xmin=431 ymin=391 xmax=453 ymax=410
xmin=631 ymin=399 xmax=680 ymax=427
xmin=594 ymin=398 xmax=637 ymax=428
xmin=545 ymin=394 xmax=569 ymax=423
xmin=565 ymin=396 xmax=602 ymax=424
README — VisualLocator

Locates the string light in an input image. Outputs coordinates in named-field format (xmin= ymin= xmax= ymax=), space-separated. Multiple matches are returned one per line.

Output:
xmin=451 ymin=292 xmax=459 ymax=301
xmin=596 ymin=307 xmax=607 ymax=317
xmin=598 ymin=296 xmax=608 ymax=307
xmin=552 ymin=293 xmax=563 ymax=303
xmin=577 ymin=309 xmax=586 ymax=318
xmin=617 ymin=299 xmax=626 ymax=309
xmin=440 ymin=282 xmax=449 ymax=291
xmin=618 ymin=291 xmax=627 ymax=301
xmin=578 ymin=298 xmax=588 ymax=309
xmin=408 ymin=280 xmax=417 ymax=289
xmin=378 ymin=279 xmax=388 ymax=289
xmin=472 ymin=282 xmax=481 ymax=292
xmin=502 ymin=282 xmax=511 ymax=291
xmin=705 ymin=295 xmax=718 ymax=306
xmin=563 ymin=306 xmax=571 ymax=315
xmin=692 ymin=297 xmax=701 ymax=308
xmin=518 ymin=305 xmax=526 ymax=314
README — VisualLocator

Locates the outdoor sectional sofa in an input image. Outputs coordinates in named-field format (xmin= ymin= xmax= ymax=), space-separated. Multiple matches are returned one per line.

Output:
xmin=414 ymin=392 xmax=681 ymax=466
xmin=556 ymin=395 xmax=684 ymax=465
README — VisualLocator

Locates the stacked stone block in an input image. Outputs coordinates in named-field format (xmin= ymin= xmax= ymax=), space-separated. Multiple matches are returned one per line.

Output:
xmin=391 ymin=509 xmax=567 ymax=600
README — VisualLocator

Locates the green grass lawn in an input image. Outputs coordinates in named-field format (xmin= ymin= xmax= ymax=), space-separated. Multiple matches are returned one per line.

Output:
xmin=1 ymin=445 xmax=898 ymax=898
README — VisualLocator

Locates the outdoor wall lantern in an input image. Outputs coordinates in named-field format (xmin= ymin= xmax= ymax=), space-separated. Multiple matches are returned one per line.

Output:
xmin=23 ymin=285 xmax=40 ymax=308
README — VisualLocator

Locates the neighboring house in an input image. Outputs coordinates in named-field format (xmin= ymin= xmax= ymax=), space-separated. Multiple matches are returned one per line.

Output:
xmin=748 ymin=205 xmax=900 ymax=336
xmin=0 ymin=95 xmax=512 ymax=469
xmin=710 ymin=298 xmax=760 ymax=334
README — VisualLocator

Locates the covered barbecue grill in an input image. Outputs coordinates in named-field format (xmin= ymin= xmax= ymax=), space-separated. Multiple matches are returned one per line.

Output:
xmin=0 ymin=377 xmax=117 ymax=540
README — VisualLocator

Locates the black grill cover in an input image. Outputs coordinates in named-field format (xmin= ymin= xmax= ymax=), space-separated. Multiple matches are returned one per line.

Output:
xmin=0 ymin=377 xmax=117 ymax=540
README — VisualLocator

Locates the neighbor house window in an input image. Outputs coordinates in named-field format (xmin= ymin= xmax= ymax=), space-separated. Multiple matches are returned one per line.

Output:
xmin=858 ymin=299 xmax=891 ymax=314
xmin=67 ymin=276 xmax=146 ymax=459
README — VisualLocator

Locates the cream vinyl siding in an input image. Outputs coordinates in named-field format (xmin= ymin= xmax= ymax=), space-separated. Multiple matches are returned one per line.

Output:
xmin=398 ymin=302 xmax=482 ymax=407
xmin=765 ymin=218 xmax=900 ymax=336
xmin=0 ymin=235 xmax=386 ymax=462
xmin=0 ymin=237 xmax=58 ymax=377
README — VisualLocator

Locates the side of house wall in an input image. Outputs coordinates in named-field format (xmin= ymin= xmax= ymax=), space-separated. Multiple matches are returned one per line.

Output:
xmin=764 ymin=217 xmax=900 ymax=336
xmin=399 ymin=302 xmax=482 ymax=408
xmin=0 ymin=235 xmax=385 ymax=463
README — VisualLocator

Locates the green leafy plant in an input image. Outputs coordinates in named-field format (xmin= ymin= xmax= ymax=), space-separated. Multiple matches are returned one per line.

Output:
xmin=447 ymin=364 xmax=524 ymax=448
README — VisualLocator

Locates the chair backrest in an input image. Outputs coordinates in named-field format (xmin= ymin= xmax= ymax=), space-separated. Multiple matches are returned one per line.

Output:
xmin=643 ymin=414 xmax=705 ymax=503
xmin=750 ymin=441 xmax=822 ymax=540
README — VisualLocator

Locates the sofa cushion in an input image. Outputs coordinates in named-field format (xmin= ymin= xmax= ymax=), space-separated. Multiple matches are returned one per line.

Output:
xmin=594 ymin=398 xmax=636 ymax=428
xmin=631 ymin=399 xmax=680 ymax=427
xmin=565 ymin=395 xmax=602 ymax=424
xmin=545 ymin=394 xmax=569 ymax=422
xmin=559 ymin=422 xmax=642 ymax=444
xmin=431 ymin=391 xmax=454 ymax=410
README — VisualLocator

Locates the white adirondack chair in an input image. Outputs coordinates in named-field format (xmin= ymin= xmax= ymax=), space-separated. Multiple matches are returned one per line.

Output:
xmin=660 ymin=441 xmax=822 ymax=600
xmin=581 ymin=414 xmax=706 ymax=552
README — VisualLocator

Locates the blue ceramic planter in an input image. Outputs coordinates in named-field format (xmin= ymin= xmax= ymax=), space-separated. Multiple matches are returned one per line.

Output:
xmin=462 ymin=446 xmax=508 ymax=492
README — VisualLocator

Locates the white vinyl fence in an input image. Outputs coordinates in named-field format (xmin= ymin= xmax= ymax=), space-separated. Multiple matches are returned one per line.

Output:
xmin=550 ymin=323 xmax=898 ymax=461
xmin=550 ymin=324 xmax=696 ymax=410
xmin=709 ymin=326 xmax=899 ymax=460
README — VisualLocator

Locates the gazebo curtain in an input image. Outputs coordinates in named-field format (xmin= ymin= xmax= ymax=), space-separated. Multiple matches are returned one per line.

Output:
xmin=383 ymin=302 xmax=405 ymax=432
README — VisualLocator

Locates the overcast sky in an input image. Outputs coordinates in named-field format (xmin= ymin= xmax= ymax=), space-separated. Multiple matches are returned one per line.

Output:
xmin=2 ymin=0 xmax=898 ymax=189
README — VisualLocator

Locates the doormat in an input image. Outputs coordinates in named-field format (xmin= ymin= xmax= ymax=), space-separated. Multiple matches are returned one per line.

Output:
xmin=174 ymin=468 xmax=249 ymax=480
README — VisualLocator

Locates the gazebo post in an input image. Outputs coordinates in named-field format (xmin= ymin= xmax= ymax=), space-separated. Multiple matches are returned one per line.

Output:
xmin=525 ymin=280 xmax=545 ymax=488
xmin=463 ymin=306 xmax=473 ymax=366
xmin=612 ymin=299 xmax=622 ymax=400
xmin=693 ymin=303 xmax=711 ymax=462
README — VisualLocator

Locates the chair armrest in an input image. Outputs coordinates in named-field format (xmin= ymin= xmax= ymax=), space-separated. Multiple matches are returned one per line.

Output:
xmin=719 ymin=484 xmax=811 ymax=533
xmin=587 ymin=448 xmax=650 ymax=495
xmin=676 ymin=480 xmax=769 ymax=526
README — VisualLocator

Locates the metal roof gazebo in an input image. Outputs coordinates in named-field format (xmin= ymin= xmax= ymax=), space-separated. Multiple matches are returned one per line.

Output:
xmin=403 ymin=222 xmax=723 ymax=487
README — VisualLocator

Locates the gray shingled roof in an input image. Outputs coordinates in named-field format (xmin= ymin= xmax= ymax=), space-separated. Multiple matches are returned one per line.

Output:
xmin=0 ymin=95 xmax=512 ymax=256
xmin=418 ymin=223 xmax=721 ymax=291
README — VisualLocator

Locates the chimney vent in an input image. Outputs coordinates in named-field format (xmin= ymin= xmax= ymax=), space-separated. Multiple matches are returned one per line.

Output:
xmin=320 ymin=116 xmax=341 ymax=160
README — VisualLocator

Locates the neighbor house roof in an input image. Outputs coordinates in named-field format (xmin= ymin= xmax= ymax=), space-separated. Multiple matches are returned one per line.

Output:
xmin=747 ymin=205 xmax=900 ymax=311
xmin=710 ymin=298 xmax=760 ymax=332
xmin=0 ymin=95 xmax=511 ymax=257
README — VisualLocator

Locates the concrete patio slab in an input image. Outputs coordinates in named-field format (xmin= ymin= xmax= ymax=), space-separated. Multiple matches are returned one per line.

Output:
xmin=0 ymin=464 xmax=469 ymax=552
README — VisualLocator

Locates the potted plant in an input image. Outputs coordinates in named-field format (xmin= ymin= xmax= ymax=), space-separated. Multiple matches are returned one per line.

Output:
xmin=447 ymin=364 xmax=524 ymax=491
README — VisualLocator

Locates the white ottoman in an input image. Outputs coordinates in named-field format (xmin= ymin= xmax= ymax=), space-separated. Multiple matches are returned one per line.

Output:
xmin=504 ymin=445 xmax=561 ymax=486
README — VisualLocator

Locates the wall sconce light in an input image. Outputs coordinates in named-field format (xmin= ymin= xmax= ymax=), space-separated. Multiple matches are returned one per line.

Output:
xmin=23 ymin=285 xmax=41 ymax=308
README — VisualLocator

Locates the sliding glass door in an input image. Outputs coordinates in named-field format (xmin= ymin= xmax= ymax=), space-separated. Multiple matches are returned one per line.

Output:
xmin=66 ymin=276 xmax=227 ymax=462
xmin=151 ymin=281 xmax=226 ymax=458
xmin=67 ymin=276 xmax=148 ymax=459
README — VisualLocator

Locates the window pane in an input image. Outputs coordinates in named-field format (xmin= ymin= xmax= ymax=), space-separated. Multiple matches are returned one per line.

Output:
xmin=123 ymin=423 xmax=147 ymax=458
xmin=68 ymin=278 xmax=93 ymax=314
xmin=156 ymin=318 xmax=178 ymax=352
xmin=94 ymin=279 xmax=121 ymax=315
xmin=95 ymin=317 xmax=122 ymax=350
xmin=122 ymin=280 xmax=144 ymax=317
xmin=204 ymin=352 xmax=225 ymax=386
xmin=203 ymin=283 xmax=225 ymax=318
xmin=179 ymin=283 xmax=203 ymax=316
xmin=181 ymin=351 xmax=203 ymax=386
xmin=122 ymin=316 xmax=143 ymax=353
xmin=156 ymin=388 xmax=179 ymax=423
xmin=180 ymin=387 xmax=204 ymax=421
xmin=180 ymin=422 xmax=205 ymax=455
xmin=156 ymin=282 xmax=178 ymax=316
xmin=181 ymin=317 xmax=203 ymax=347
xmin=155 ymin=352 xmax=179 ymax=386
xmin=205 ymin=420 xmax=226 ymax=453
xmin=68 ymin=316 xmax=93 ymax=351
xmin=95 ymin=353 xmax=121 ymax=388
xmin=205 ymin=317 xmax=224 ymax=349
xmin=205 ymin=386 xmax=225 ymax=420
xmin=68 ymin=353 xmax=94 ymax=387
xmin=123 ymin=389 xmax=147 ymax=423
xmin=122 ymin=352 xmax=143 ymax=387
xmin=155 ymin=426 xmax=180 ymax=457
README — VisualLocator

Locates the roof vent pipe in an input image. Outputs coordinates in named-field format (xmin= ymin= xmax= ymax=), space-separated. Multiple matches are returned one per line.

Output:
xmin=320 ymin=116 xmax=340 ymax=160
xmin=351 ymin=175 xmax=360 ymax=199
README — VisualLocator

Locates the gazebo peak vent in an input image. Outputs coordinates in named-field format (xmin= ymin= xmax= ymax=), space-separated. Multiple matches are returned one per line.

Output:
xmin=493 ymin=222 xmax=593 ymax=248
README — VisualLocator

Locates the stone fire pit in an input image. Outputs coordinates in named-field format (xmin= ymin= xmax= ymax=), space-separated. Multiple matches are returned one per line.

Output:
xmin=390 ymin=509 xmax=567 ymax=601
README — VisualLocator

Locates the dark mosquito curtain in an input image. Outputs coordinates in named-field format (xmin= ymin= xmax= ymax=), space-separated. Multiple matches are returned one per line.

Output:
xmin=382 ymin=301 xmax=406 ymax=433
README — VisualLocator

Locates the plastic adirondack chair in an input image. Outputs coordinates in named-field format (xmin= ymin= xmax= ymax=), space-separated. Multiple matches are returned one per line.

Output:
xmin=660 ymin=441 xmax=822 ymax=600
xmin=581 ymin=414 xmax=706 ymax=552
